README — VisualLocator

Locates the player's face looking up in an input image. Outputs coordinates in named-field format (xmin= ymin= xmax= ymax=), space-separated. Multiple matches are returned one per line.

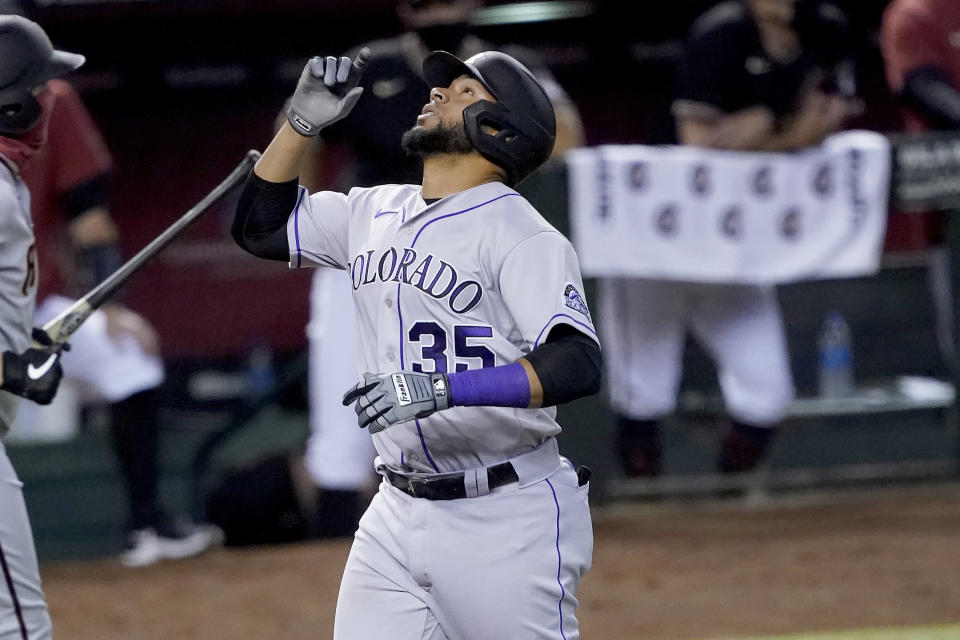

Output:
xmin=417 ymin=75 xmax=496 ymax=129
xmin=401 ymin=74 xmax=497 ymax=159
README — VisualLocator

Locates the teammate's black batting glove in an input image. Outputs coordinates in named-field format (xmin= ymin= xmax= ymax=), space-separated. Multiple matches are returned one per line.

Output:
xmin=342 ymin=371 xmax=451 ymax=433
xmin=1 ymin=347 xmax=63 ymax=405
xmin=287 ymin=47 xmax=370 ymax=136
xmin=31 ymin=327 xmax=70 ymax=352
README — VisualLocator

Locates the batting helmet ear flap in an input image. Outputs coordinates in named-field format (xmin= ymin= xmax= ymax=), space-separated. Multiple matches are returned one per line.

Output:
xmin=0 ymin=92 xmax=41 ymax=136
xmin=462 ymin=99 xmax=554 ymax=187
xmin=0 ymin=15 xmax=84 ymax=136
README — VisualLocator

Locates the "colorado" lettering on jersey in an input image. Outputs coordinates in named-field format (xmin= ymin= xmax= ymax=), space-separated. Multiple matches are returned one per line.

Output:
xmin=350 ymin=247 xmax=483 ymax=314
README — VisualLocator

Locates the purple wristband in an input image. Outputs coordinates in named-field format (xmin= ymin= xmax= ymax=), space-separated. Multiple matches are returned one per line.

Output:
xmin=446 ymin=362 xmax=531 ymax=408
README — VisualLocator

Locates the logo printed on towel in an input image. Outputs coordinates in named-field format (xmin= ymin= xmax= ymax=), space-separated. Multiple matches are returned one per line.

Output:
xmin=691 ymin=164 xmax=711 ymax=196
xmin=752 ymin=165 xmax=773 ymax=197
xmin=813 ymin=163 xmax=833 ymax=197
xmin=655 ymin=204 xmax=679 ymax=236
xmin=629 ymin=162 xmax=648 ymax=191
xmin=719 ymin=206 xmax=743 ymax=240
xmin=780 ymin=207 xmax=802 ymax=240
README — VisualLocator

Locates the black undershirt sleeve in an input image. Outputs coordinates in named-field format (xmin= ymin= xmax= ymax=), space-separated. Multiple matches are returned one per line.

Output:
xmin=523 ymin=324 xmax=602 ymax=407
xmin=232 ymin=171 xmax=298 ymax=261
xmin=902 ymin=65 xmax=960 ymax=130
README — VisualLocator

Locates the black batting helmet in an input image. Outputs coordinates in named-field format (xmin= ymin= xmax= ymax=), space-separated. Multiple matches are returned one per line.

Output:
xmin=0 ymin=15 xmax=84 ymax=135
xmin=423 ymin=50 xmax=556 ymax=186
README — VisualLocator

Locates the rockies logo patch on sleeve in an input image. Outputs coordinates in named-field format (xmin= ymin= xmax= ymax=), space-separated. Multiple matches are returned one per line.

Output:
xmin=563 ymin=284 xmax=590 ymax=318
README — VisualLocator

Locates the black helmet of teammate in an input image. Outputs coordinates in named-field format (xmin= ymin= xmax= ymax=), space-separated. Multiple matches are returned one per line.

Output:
xmin=0 ymin=15 xmax=84 ymax=135
xmin=423 ymin=50 xmax=556 ymax=186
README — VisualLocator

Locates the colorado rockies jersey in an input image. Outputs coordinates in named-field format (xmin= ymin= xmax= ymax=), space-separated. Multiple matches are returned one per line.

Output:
xmin=287 ymin=180 xmax=598 ymax=473
xmin=0 ymin=164 xmax=39 ymax=434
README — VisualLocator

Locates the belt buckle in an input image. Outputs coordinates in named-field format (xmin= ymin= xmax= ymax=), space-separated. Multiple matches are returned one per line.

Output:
xmin=407 ymin=476 xmax=428 ymax=498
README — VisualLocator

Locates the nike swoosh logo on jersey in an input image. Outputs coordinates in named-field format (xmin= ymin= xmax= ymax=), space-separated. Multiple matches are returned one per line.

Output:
xmin=27 ymin=354 xmax=57 ymax=380
xmin=375 ymin=209 xmax=399 ymax=218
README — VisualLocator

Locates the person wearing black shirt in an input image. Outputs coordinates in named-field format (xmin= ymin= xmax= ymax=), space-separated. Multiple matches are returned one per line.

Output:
xmin=605 ymin=0 xmax=861 ymax=480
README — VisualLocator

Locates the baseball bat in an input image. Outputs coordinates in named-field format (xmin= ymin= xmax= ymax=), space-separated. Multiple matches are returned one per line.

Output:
xmin=39 ymin=149 xmax=262 ymax=346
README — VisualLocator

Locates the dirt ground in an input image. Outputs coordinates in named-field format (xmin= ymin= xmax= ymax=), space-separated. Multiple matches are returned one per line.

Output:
xmin=41 ymin=484 xmax=960 ymax=640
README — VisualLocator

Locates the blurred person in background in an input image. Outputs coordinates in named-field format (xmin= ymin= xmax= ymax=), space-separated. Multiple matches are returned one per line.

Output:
xmin=0 ymin=15 xmax=76 ymax=639
xmin=603 ymin=0 xmax=861 ymax=479
xmin=4 ymin=2 xmax=221 ymax=568
xmin=293 ymin=0 xmax=585 ymax=538
xmin=882 ymin=0 xmax=960 ymax=133
xmin=881 ymin=0 xmax=960 ymax=363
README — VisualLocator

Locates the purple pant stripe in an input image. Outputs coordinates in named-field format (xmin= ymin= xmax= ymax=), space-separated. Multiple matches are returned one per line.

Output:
xmin=0 ymin=535 xmax=30 ymax=640
xmin=546 ymin=478 xmax=568 ymax=640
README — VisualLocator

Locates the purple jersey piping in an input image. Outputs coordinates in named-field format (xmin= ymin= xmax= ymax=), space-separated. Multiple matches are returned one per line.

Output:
xmin=411 ymin=193 xmax=520 ymax=246
xmin=293 ymin=186 xmax=307 ymax=268
xmin=546 ymin=478 xmax=568 ymax=640
xmin=534 ymin=313 xmax=598 ymax=348
xmin=397 ymin=194 xmax=518 ymax=473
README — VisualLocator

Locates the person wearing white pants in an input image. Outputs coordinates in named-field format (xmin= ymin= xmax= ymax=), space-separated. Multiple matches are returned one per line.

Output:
xmin=305 ymin=268 xmax=377 ymax=536
xmin=600 ymin=278 xmax=795 ymax=476
xmin=605 ymin=0 xmax=858 ymax=478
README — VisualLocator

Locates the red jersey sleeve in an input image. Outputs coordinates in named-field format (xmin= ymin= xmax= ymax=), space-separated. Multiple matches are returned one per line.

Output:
xmin=882 ymin=3 xmax=950 ymax=92
xmin=45 ymin=79 xmax=113 ymax=194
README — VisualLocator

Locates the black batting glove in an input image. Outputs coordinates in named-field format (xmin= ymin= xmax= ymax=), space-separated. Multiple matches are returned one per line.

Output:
xmin=342 ymin=371 xmax=451 ymax=433
xmin=1 ymin=347 xmax=64 ymax=405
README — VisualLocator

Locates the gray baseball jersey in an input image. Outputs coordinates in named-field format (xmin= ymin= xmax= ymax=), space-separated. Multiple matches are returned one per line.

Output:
xmin=287 ymin=180 xmax=598 ymax=473
xmin=0 ymin=163 xmax=53 ymax=639
xmin=0 ymin=164 xmax=38 ymax=435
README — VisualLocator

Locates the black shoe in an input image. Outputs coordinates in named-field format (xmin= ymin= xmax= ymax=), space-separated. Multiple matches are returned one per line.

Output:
xmin=717 ymin=422 xmax=776 ymax=474
xmin=616 ymin=418 xmax=663 ymax=478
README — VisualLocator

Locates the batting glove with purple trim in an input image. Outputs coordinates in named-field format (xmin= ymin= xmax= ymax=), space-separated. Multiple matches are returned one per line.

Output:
xmin=342 ymin=371 xmax=451 ymax=433
xmin=287 ymin=48 xmax=370 ymax=136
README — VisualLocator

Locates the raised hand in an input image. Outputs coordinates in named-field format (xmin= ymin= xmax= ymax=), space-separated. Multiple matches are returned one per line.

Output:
xmin=286 ymin=47 xmax=370 ymax=136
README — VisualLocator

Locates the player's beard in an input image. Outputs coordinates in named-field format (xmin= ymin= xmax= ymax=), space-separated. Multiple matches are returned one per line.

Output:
xmin=401 ymin=120 xmax=474 ymax=160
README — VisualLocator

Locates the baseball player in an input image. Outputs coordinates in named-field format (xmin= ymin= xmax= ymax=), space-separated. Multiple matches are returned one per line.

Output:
xmin=0 ymin=15 xmax=82 ymax=639
xmin=234 ymin=48 xmax=600 ymax=639
xmin=300 ymin=0 xmax=586 ymax=537
xmin=15 ymin=76 xmax=220 ymax=568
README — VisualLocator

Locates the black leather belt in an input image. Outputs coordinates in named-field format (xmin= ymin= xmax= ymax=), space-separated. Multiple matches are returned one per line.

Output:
xmin=383 ymin=462 xmax=519 ymax=500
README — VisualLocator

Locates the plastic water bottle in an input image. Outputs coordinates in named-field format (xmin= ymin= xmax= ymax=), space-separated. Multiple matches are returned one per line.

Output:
xmin=247 ymin=343 xmax=276 ymax=398
xmin=817 ymin=310 xmax=854 ymax=397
